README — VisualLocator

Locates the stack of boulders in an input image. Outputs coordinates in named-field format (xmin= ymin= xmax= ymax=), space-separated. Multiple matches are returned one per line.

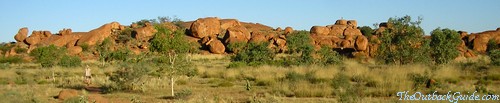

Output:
xmin=309 ymin=19 xmax=368 ymax=57
xmin=13 ymin=22 xmax=124 ymax=56
xmin=458 ymin=28 xmax=500 ymax=57
xmin=188 ymin=17 xmax=285 ymax=54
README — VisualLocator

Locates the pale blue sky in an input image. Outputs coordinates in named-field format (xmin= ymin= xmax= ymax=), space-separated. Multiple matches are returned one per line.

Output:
xmin=1 ymin=0 xmax=499 ymax=42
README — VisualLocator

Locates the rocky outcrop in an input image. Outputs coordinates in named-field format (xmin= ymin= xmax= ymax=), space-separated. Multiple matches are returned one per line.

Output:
xmin=133 ymin=22 xmax=157 ymax=42
xmin=14 ymin=27 xmax=28 ymax=43
xmin=77 ymin=22 xmax=121 ymax=46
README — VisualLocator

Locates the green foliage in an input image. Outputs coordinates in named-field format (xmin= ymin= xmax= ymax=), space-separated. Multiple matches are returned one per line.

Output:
xmin=105 ymin=49 xmax=132 ymax=62
xmin=488 ymin=49 xmax=500 ymax=66
xmin=14 ymin=47 xmax=27 ymax=54
xmin=96 ymin=38 xmax=113 ymax=62
xmin=285 ymin=71 xmax=305 ymax=82
xmin=150 ymin=25 xmax=198 ymax=54
xmin=316 ymin=47 xmax=343 ymax=65
xmin=154 ymin=53 xmax=197 ymax=77
xmin=58 ymin=55 xmax=82 ymax=67
xmin=487 ymin=39 xmax=498 ymax=53
xmin=0 ymin=43 xmax=14 ymax=52
xmin=359 ymin=26 xmax=373 ymax=37
xmin=226 ymin=42 xmax=247 ymax=53
xmin=430 ymin=28 xmax=461 ymax=64
xmin=230 ymin=42 xmax=275 ymax=67
xmin=104 ymin=62 xmax=153 ymax=92
xmin=0 ymin=56 xmax=24 ymax=64
xmin=79 ymin=43 xmax=90 ymax=52
xmin=376 ymin=16 xmax=431 ymax=65
xmin=286 ymin=31 xmax=313 ymax=54
xmin=116 ymin=28 xmax=134 ymax=43
xmin=174 ymin=89 xmax=193 ymax=99
xmin=29 ymin=45 xmax=66 ymax=67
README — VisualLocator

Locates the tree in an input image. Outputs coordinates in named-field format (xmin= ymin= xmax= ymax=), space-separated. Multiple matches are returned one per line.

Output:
xmin=149 ymin=25 xmax=196 ymax=97
xmin=430 ymin=28 xmax=461 ymax=64
xmin=377 ymin=16 xmax=431 ymax=65
xmin=231 ymin=42 xmax=275 ymax=66
xmin=286 ymin=31 xmax=315 ymax=65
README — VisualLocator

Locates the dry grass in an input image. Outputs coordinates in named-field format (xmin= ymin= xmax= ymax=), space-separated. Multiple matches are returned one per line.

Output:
xmin=0 ymin=55 xmax=499 ymax=103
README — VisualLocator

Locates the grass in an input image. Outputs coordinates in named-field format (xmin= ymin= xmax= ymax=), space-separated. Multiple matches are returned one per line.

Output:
xmin=0 ymin=55 xmax=498 ymax=103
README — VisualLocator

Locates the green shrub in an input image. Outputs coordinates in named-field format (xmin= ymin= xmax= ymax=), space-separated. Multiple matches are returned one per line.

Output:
xmin=105 ymin=62 xmax=153 ymax=92
xmin=285 ymin=71 xmax=304 ymax=82
xmin=489 ymin=49 xmax=500 ymax=66
xmin=58 ymin=55 xmax=82 ymax=67
xmin=14 ymin=48 xmax=27 ymax=54
xmin=376 ymin=16 xmax=431 ymax=65
xmin=226 ymin=42 xmax=247 ymax=53
xmin=430 ymin=28 xmax=461 ymax=64
xmin=79 ymin=43 xmax=90 ymax=52
xmin=286 ymin=31 xmax=313 ymax=54
xmin=0 ymin=56 xmax=24 ymax=64
xmin=0 ymin=43 xmax=14 ymax=52
xmin=316 ymin=47 xmax=343 ymax=65
xmin=359 ymin=26 xmax=373 ymax=37
xmin=117 ymin=28 xmax=134 ymax=43
xmin=105 ymin=49 xmax=132 ymax=62
xmin=231 ymin=42 xmax=275 ymax=67
xmin=29 ymin=45 xmax=66 ymax=67
xmin=174 ymin=89 xmax=192 ymax=99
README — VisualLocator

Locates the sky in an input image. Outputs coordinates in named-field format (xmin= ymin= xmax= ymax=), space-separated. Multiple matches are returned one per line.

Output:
xmin=1 ymin=0 xmax=499 ymax=42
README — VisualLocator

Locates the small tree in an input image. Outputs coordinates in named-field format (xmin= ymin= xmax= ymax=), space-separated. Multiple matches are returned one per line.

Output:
xmin=430 ymin=28 xmax=461 ymax=64
xmin=377 ymin=16 xmax=431 ymax=65
xmin=286 ymin=31 xmax=315 ymax=65
xmin=149 ymin=25 xmax=196 ymax=97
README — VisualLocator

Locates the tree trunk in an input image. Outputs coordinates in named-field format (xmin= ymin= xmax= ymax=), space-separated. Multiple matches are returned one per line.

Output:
xmin=171 ymin=77 xmax=175 ymax=96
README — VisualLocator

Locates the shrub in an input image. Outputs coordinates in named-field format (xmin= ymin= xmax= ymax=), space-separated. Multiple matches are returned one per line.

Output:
xmin=105 ymin=62 xmax=152 ymax=92
xmin=359 ymin=26 xmax=373 ymax=37
xmin=226 ymin=42 xmax=247 ymax=53
xmin=29 ymin=45 xmax=65 ymax=67
xmin=376 ymin=16 xmax=431 ymax=65
xmin=488 ymin=49 xmax=500 ymax=66
xmin=285 ymin=71 xmax=304 ymax=82
xmin=430 ymin=28 xmax=461 ymax=64
xmin=174 ymin=89 xmax=192 ymax=99
xmin=79 ymin=43 xmax=90 ymax=52
xmin=14 ymin=48 xmax=27 ymax=54
xmin=116 ymin=28 xmax=134 ymax=43
xmin=105 ymin=48 xmax=132 ymax=62
xmin=0 ymin=43 xmax=14 ymax=52
xmin=231 ymin=42 xmax=275 ymax=67
xmin=58 ymin=55 xmax=82 ymax=67
xmin=316 ymin=47 xmax=343 ymax=65
xmin=0 ymin=56 xmax=24 ymax=64
xmin=286 ymin=31 xmax=313 ymax=54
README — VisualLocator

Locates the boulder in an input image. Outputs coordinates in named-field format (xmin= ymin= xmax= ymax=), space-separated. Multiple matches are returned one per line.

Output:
xmin=250 ymin=32 xmax=268 ymax=43
xmin=472 ymin=33 xmax=491 ymax=53
xmin=208 ymin=39 xmax=225 ymax=54
xmin=67 ymin=46 xmax=83 ymax=55
xmin=355 ymin=36 xmax=368 ymax=51
xmin=39 ymin=33 xmax=81 ymax=47
xmin=134 ymin=22 xmax=158 ymax=42
xmin=275 ymin=27 xmax=282 ymax=32
xmin=162 ymin=22 xmax=179 ymax=32
xmin=25 ymin=31 xmax=52 ymax=45
xmin=223 ymin=25 xmax=251 ymax=44
xmin=310 ymin=26 xmax=330 ymax=36
xmin=284 ymin=27 xmax=293 ymax=35
xmin=77 ymin=22 xmax=121 ymax=46
xmin=57 ymin=89 xmax=79 ymax=100
xmin=59 ymin=29 xmax=72 ymax=36
xmin=344 ymin=27 xmax=362 ymax=36
xmin=190 ymin=17 xmax=221 ymax=38
xmin=329 ymin=25 xmax=347 ymax=36
xmin=335 ymin=19 xmax=347 ymax=25
xmin=14 ymin=27 xmax=28 ymax=42
xmin=220 ymin=19 xmax=241 ymax=31
xmin=347 ymin=20 xmax=357 ymax=28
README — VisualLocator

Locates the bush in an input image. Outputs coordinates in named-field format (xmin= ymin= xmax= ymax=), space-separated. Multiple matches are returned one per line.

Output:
xmin=30 ymin=45 xmax=65 ymax=67
xmin=359 ymin=26 xmax=373 ymax=37
xmin=226 ymin=42 xmax=247 ymax=53
xmin=488 ymin=49 xmax=500 ymax=66
xmin=430 ymin=28 xmax=461 ymax=64
xmin=105 ymin=62 xmax=153 ymax=92
xmin=376 ymin=16 xmax=431 ymax=65
xmin=316 ymin=47 xmax=343 ymax=65
xmin=231 ymin=42 xmax=275 ymax=67
xmin=58 ymin=55 xmax=82 ymax=67
xmin=174 ymin=89 xmax=192 ymax=99
xmin=286 ymin=31 xmax=313 ymax=54
xmin=105 ymin=49 xmax=132 ymax=62
xmin=0 ymin=56 xmax=24 ymax=64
